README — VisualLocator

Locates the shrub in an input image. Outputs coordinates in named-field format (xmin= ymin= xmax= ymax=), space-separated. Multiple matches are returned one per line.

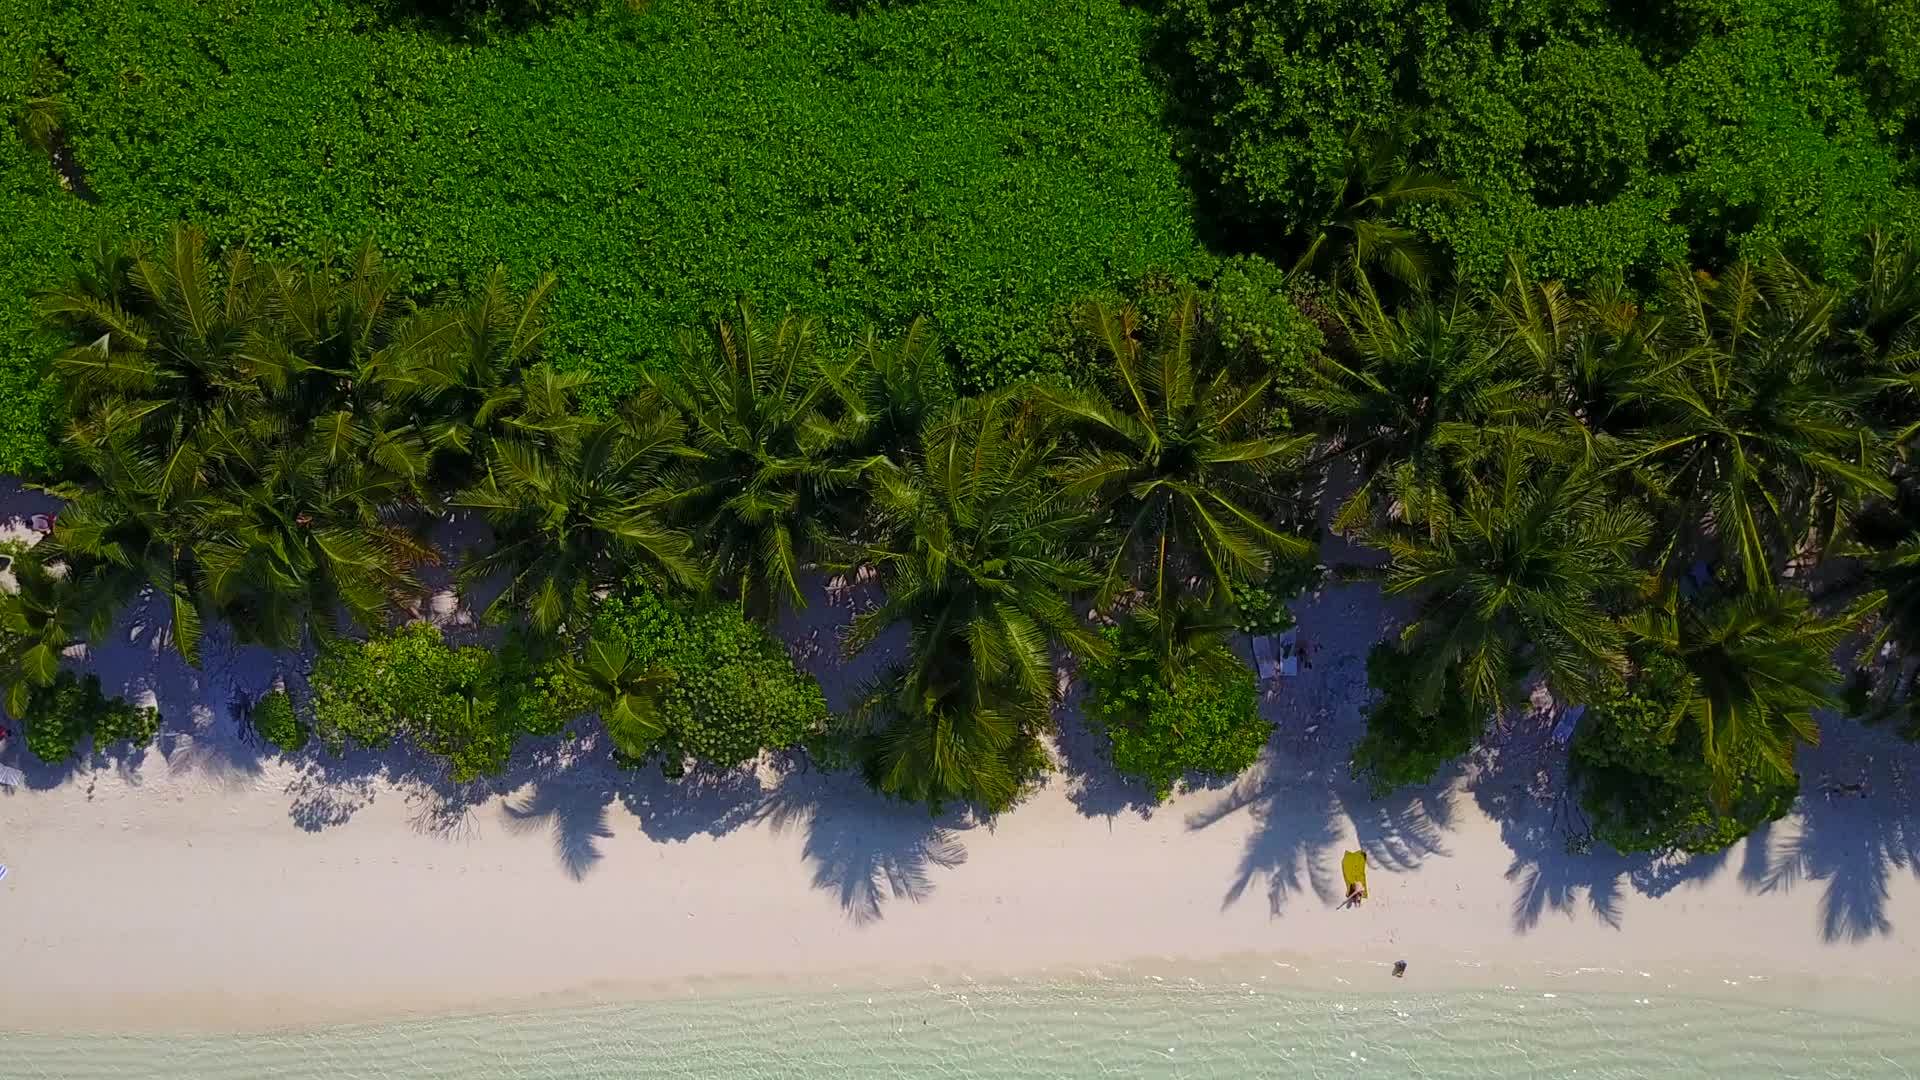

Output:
xmin=1571 ymin=653 xmax=1796 ymax=855
xmin=1205 ymin=254 xmax=1324 ymax=379
xmin=1517 ymin=42 xmax=1667 ymax=209
xmin=498 ymin=644 xmax=594 ymax=739
xmin=18 ymin=670 xmax=160 ymax=764
xmin=1154 ymin=0 xmax=1919 ymax=285
xmin=1083 ymin=623 xmax=1270 ymax=800
xmin=1350 ymin=642 xmax=1482 ymax=795
xmin=1843 ymin=0 xmax=1920 ymax=143
xmin=1231 ymin=551 xmax=1322 ymax=638
xmin=590 ymin=587 xmax=828 ymax=768
xmin=376 ymin=0 xmax=605 ymax=34
xmin=250 ymin=689 xmax=308 ymax=754
xmin=310 ymin=624 xmax=515 ymax=782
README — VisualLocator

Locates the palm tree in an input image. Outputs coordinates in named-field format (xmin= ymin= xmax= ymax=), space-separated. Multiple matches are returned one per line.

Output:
xmin=14 ymin=95 xmax=63 ymax=156
xmin=1855 ymin=229 xmax=1920 ymax=353
xmin=1107 ymin=595 xmax=1246 ymax=690
xmin=1294 ymin=272 xmax=1534 ymax=534
xmin=839 ymin=392 xmax=1103 ymax=810
xmin=406 ymin=265 xmax=570 ymax=481
xmin=1624 ymin=259 xmax=1892 ymax=588
xmin=1291 ymin=123 xmax=1467 ymax=291
xmin=1036 ymin=289 xmax=1311 ymax=679
xmin=844 ymin=315 xmax=954 ymax=464
xmin=1832 ymin=476 xmax=1920 ymax=729
xmin=45 ymin=417 xmax=217 ymax=661
xmin=1488 ymin=259 xmax=1659 ymax=449
xmin=1848 ymin=231 xmax=1920 ymax=449
xmin=189 ymin=415 xmax=436 ymax=649
xmin=457 ymin=407 xmax=702 ymax=639
xmin=649 ymin=304 xmax=876 ymax=619
xmin=571 ymin=632 xmax=672 ymax=760
xmin=38 ymin=225 xmax=275 ymax=460
xmin=38 ymin=228 xmax=446 ymax=655
xmin=1845 ymin=476 xmax=1920 ymax=655
xmin=1626 ymin=586 xmax=1844 ymax=803
xmin=0 ymin=549 xmax=122 ymax=716
xmin=1378 ymin=445 xmax=1652 ymax=714
xmin=59 ymin=405 xmax=436 ymax=653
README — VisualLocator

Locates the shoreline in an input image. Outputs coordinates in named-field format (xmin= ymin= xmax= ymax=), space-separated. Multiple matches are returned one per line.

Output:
xmin=7 ymin=945 xmax=1918 ymax=1037
xmin=7 ymin=949 xmax=1912 ymax=1037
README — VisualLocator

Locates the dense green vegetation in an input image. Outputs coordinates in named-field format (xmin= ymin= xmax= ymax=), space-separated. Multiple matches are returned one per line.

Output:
xmin=15 ymin=669 xmax=160 ymax=765
xmin=1350 ymin=641 xmax=1484 ymax=796
xmin=1084 ymin=614 xmax=1270 ymax=799
xmin=588 ymin=586 xmax=829 ymax=770
xmin=1572 ymin=651 xmax=1797 ymax=855
xmin=1336 ymin=244 xmax=1920 ymax=829
xmin=1154 ymin=0 xmax=1920 ymax=283
xmin=4 ymin=0 xmax=1920 ymax=857
xmin=0 ymin=0 xmax=1200 ymax=471
xmin=310 ymin=623 xmax=513 ymax=780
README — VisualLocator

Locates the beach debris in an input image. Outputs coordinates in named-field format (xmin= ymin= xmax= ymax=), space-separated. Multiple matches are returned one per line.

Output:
xmin=1392 ymin=960 xmax=1407 ymax=978
xmin=0 ymin=863 xmax=9 ymax=881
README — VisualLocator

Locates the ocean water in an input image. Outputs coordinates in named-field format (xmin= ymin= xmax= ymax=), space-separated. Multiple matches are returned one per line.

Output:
xmin=8 ymin=979 xmax=1919 ymax=1079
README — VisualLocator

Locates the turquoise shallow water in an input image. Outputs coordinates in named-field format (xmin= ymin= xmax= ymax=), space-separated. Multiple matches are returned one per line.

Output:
xmin=8 ymin=980 xmax=1920 ymax=1079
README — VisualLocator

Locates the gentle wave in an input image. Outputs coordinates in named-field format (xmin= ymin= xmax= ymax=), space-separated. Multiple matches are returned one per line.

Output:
xmin=9 ymin=981 xmax=1920 ymax=1078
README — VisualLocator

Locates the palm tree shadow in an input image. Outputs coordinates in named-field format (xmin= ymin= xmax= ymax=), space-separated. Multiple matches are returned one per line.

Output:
xmin=1474 ymin=732 xmax=1756 ymax=934
xmin=1472 ymin=744 xmax=1632 ymax=932
xmin=1349 ymin=778 xmax=1456 ymax=871
xmin=1502 ymin=831 xmax=1630 ymax=932
xmin=1743 ymin=729 xmax=1920 ymax=943
xmin=503 ymin=779 xmax=617 ymax=882
xmin=1191 ymin=761 xmax=1456 ymax=916
xmin=618 ymin=761 xmax=782 ymax=844
xmin=753 ymin=777 xmax=971 ymax=925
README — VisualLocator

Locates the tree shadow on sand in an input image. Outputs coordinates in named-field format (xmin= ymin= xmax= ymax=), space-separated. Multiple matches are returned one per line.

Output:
xmin=1188 ymin=757 xmax=1457 ymax=916
xmin=1468 ymin=730 xmax=1748 ymax=933
xmin=501 ymin=773 xmax=619 ymax=881
xmin=751 ymin=774 xmax=973 ymax=925
xmin=464 ymin=742 xmax=783 ymax=879
xmin=1471 ymin=740 xmax=1631 ymax=932
xmin=2 ymin=606 xmax=283 ymax=794
xmin=1467 ymin=718 xmax=1920 ymax=939
xmin=1459 ymin=722 xmax=1896 ymax=933
xmin=1740 ymin=727 xmax=1920 ymax=942
xmin=363 ymin=732 xmax=976 ymax=919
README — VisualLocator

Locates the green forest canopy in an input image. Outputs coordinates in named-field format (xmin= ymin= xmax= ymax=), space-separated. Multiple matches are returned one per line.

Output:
xmin=0 ymin=0 xmax=1202 ymax=471
xmin=1159 ymin=0 xmax=1920 ymax=281
xmin=6 ymin=0 xmax=1918 ymax=474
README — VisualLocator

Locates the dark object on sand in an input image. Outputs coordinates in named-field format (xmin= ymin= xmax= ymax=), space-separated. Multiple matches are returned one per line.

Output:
xmin=230 ymin=689 xmax=255 ymax=745
xmin=1392 ymin=961 xmax=1407 ymax=978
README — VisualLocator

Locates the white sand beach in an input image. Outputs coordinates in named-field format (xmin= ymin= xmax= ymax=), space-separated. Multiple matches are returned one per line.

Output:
xmin=2 ymin=601 xmax=1917 ymax=1033
xmin=2 ymin=490 xmax=1919 ymax=1035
